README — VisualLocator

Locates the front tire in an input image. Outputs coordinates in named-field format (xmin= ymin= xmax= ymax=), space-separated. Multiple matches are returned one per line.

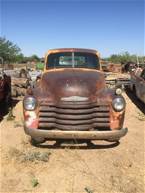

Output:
xmin=30 ymin=137 xmax=45 ymax=145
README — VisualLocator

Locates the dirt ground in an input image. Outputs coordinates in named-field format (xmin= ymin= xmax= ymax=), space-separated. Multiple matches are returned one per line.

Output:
xmin=0 ymin=92 xmax=144 ymax=193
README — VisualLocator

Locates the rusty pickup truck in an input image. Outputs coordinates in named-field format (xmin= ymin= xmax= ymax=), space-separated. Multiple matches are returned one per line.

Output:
xmin=23 ymin=48 xmax=128 ymax=144
xmin=130 ymin=67 xmax=145 ymax=103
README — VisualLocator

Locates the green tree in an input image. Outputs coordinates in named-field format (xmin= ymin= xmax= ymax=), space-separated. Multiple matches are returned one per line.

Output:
xmin=108 ymin=54 xmax=121 ymax=63
xmin=108 ymin=52 xmax=139 ymax=64
xmin=0 ymin=37 xmax=21 ymax=63
xmin=15 ymin=53 xmax=25 ymax=63
xmin=29 ymin=54 xmax=40 ymax=62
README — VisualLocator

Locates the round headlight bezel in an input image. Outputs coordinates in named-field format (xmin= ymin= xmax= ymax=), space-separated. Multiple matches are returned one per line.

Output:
xmin=112 ymin=97 xmax=125 ymax=112
xmin=23 ymin=96 xmax=37 ymax=111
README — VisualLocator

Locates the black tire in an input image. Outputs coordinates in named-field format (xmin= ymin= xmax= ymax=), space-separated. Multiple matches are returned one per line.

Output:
xmin=30 ymin=137 xmax=45 ymax=146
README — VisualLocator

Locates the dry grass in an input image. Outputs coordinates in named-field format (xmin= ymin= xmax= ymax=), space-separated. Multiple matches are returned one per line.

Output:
xmin=8 ymin=147 xmax=51 ymax=163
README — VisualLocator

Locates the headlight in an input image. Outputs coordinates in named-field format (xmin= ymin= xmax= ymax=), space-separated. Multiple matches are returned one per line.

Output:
xmin=23 ymin=97 xmax=37 ymax=110
xmin=112 ymin=97 xmax=125 ymax=112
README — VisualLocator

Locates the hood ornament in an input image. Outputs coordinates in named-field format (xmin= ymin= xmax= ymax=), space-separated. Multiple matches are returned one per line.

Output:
xmin=61 ymin=96 xmax=89 ymax=102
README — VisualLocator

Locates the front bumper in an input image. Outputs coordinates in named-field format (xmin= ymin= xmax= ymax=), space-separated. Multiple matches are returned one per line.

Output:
xmin=24 ymin=126 xmax=128 ymax=140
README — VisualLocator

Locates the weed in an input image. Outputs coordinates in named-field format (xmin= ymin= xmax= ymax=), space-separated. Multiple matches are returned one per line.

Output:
xmin=84 ymin=187 xmax=94 ymax=193
xmin=8 ymin=147 xmax=51 ymax=163
xmin=20 ymin=151 xmax=51 ymax=162
xmin=31 ymin=177 xmax=39 ymax=187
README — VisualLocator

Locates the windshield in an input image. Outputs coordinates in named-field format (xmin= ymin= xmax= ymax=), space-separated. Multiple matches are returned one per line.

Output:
xmin=46 ymin=52 xmax=100 ymax=69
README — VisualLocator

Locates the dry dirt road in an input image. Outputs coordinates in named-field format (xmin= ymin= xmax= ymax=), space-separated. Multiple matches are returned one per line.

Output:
xmin=0 ymin=92 xmax=144 ymax=193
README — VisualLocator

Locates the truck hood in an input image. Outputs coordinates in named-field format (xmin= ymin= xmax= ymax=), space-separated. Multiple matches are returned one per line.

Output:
xmin=36 ymin=68 xmax=105 ymax=102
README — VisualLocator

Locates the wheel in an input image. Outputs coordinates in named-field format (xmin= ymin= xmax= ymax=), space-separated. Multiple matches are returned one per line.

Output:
xmin=30 ymin=137 xmax=45 ymax=146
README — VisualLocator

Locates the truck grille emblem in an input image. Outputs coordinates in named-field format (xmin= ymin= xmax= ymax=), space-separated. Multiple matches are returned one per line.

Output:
xmin=61 ymin=96 xmax=89 ymax=102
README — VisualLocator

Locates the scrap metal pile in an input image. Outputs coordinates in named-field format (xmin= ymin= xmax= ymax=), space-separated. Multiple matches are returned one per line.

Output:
xmin=104 ymin=72 xmax=131 ymax=89
xmin=3 ymin=69 xmax=30 ymax=99
xmin=4 ymin=69 xmax=42 ymax=99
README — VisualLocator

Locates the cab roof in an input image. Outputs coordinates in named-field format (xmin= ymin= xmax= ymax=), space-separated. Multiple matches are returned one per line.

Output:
xmin=46 ymin=48 xmax=100 ymax=57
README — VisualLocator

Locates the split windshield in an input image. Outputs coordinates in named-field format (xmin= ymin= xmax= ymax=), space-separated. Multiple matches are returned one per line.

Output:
xmin=46 ymin=52 xmax=100 ymax=69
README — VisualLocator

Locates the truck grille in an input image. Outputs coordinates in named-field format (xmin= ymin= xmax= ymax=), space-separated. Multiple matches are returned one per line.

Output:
xmin=38 ymin=102 xmax=110 ymax=131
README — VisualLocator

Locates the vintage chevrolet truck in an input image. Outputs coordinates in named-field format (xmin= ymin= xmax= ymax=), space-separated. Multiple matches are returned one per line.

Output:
xmin=23 ymin=48 xmax=128 ymax=144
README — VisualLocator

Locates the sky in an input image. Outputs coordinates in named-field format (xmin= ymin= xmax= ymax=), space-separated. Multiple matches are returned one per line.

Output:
xmin=0 ymin=0 xmax=144 ymax=58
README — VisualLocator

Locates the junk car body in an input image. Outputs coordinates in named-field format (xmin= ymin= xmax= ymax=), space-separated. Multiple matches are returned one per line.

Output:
xmin=0 ymin=70 xmax=11 ymax=105
xmin=130 ymin=67 xmax=145 ymax=103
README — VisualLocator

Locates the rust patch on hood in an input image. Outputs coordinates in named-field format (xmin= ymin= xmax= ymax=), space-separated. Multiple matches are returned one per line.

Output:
xmin=35 ymin=68 xmax=105 ymax=102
